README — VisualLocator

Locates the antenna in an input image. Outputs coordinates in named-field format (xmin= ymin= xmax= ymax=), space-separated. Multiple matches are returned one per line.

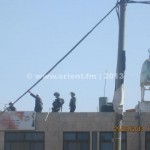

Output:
xmin=104 ymin=70 xmax=107 ymax=97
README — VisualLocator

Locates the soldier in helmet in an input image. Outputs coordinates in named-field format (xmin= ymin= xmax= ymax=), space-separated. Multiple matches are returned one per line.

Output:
xmin=28 ymin=91 xmax=43 ymax=112
xmin=7 ymin=102 xmax=16 ymax=111
xmin=69 ymin=92 xmax=76 ymax=112
xmin=52 ymin=92 xmax=64 ymax=112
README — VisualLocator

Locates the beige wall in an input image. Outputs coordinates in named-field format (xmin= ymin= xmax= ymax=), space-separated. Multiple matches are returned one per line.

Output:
xmin=0 ymin=112 xmax=150 ymax=150
xmin=37 ymin=113 xmax=115 ymax=150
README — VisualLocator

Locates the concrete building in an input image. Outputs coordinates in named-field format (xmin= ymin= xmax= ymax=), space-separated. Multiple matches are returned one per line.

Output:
xmin=0 ymin=111 xmax=150 ymax=150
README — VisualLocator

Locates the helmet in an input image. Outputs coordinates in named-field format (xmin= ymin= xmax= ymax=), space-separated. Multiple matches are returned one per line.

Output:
xmin=54 ymin=92 xmax=60 ymax=96
xmin=9 ymin=102 xmax=13 ymax=105
xmin=70 ymin=92 xmax=75 ymax=96
xmin=36 ymin=94 xmax=40 ymax=97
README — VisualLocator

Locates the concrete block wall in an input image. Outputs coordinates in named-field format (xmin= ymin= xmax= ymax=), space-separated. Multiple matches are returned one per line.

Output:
xmin=0 ymin=112 xmax=150 ymax=150
xmin=35 ymin=112 xmax=116 ymax=150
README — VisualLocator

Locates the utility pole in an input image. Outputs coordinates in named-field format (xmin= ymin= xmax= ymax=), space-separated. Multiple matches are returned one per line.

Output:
xmin=113 ymin=0 xmax=126 ymax=150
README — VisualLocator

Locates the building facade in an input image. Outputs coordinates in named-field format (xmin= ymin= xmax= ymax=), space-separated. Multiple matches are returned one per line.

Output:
xmin=0 ymin=112 xmax=150 ymax=150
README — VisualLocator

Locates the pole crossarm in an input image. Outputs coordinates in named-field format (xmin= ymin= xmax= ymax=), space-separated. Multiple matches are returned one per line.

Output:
xmin=126 ymin=0 xmax=150 ymax=4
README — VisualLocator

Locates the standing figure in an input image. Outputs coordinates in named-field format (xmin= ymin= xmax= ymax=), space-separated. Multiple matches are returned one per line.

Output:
xmin=69 ymin=92 xmax=76 ymax=112
xmin=7 ymin=102 xmax=16 ymax=111
xmin=52 ymin=92 xmax=64 ymax=112
xmin=29 ymin=91 xmax=43 ymax=112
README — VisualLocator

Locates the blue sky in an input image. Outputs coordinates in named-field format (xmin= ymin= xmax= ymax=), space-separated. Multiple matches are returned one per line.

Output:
xmin=0 ymin=0 xmax=150 ymax=112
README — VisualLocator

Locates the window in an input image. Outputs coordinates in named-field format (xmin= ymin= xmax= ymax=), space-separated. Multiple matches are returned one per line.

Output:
xmin=100 ymin=132 xmax=127 ymax=150
xmin=121 ymin=132 xmax=127 ymax=150
xmin=92 ymin=132 xmax=97 ymax=150
xmin=100 ymin=132 xmax=113 ymax=150
xmin=145 ymin=132 xmax=150 ymax=150
xmin=63 ymin=132 xmax=90 ymax=150
xmin=5 ymin=132 xmax=44 ymax=150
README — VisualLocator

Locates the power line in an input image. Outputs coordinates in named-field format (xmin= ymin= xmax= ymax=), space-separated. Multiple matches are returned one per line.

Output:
xmin=1 ymin=3 xmax=118 ymax=113
xmin=127 ymin=0 xmax=150 ymax=4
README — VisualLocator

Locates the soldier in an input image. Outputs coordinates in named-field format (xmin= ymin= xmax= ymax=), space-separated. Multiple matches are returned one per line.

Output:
xmin=52 ymin=92 xmax=64 ymax=112
xmin=28 ymin=91 xmax=43 ymax=112
xmin=69 ymin=92 xmax=76 ymax=112
xmin=7 ymin=102 xmax=16 ymax=111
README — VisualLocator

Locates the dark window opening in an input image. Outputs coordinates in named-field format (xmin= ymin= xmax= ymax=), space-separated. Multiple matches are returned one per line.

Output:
xmin=92 ymin=132 xmax=97 ymax=150
xmin=5 ymin=132 xmax=44 ymax=150
xmin=100 ymin=132 xmax=127 ymax=150
xmin=63 ymin=132 xmax=90 ymax=150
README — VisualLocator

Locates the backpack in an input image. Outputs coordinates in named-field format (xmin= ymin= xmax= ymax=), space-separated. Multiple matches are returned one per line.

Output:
xmin=60 ymin=99 xmax=65 ymax=105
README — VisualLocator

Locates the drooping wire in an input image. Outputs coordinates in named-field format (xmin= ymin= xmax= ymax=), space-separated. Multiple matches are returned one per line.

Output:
xmin=1 ymin=3 xmax=119 ymax=113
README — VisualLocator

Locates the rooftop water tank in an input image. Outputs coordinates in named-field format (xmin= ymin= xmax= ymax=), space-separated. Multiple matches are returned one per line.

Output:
xmin=140 ymin=58 xmax=150 ymax=86
xmin=99 ymin=97 xmax=108 ymax=112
